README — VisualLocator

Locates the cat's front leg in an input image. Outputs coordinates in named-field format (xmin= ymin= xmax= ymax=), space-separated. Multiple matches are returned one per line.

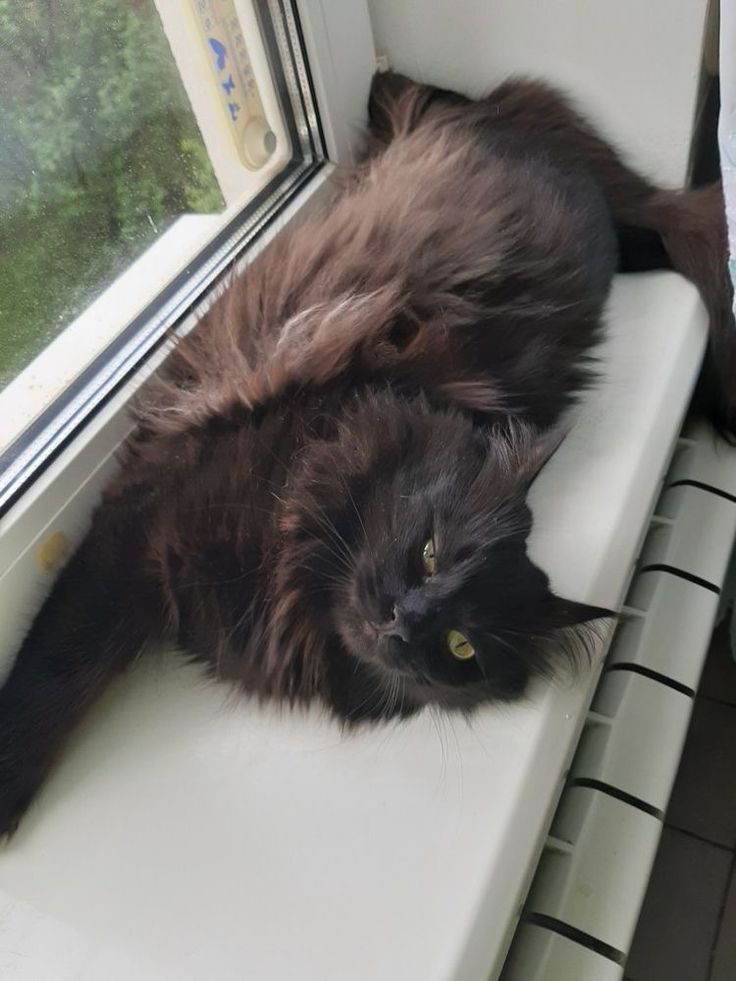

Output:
xmin=0 ymin=492 xmax=165 ymax=837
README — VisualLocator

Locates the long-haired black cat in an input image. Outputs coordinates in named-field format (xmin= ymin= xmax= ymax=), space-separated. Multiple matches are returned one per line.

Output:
xmin=1 ymin=71 xmax=732 ymax=836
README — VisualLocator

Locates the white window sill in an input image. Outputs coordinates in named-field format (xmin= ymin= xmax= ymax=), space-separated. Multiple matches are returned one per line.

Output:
xmin=0 ymin=271 xmax=710 ymax=981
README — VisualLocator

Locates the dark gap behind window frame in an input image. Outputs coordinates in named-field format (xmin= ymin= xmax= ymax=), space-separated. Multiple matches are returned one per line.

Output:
xmin=0 ymin=0 xmax=327 ymax=518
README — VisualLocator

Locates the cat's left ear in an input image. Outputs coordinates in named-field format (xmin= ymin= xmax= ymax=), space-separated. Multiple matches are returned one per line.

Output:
xmin=547 ymin=592 xmax=614 ymax=626
xmin=539 ymin=592 xmax=615 ymax=677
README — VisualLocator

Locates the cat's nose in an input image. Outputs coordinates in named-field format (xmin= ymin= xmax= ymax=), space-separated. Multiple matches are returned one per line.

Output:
xmin=375 ymin=607 xmax=412 ymax=644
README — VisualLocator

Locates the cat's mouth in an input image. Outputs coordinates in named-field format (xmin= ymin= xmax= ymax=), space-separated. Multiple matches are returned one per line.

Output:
xmin=375 ymin=635 xmax=425 ymax=675
xmin=337 ymin=608 xmax=431 ymax=679
xmin=336 ymin=607 xmax=403 ymax=664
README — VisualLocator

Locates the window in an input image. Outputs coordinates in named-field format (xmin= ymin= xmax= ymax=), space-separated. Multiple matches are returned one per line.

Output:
xmin=0 ymin=0 xmax=328 ymax=514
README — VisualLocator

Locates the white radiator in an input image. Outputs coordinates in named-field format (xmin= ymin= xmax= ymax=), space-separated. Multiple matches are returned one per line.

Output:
xmin=502 ymin=422 xmax=736 ymax=980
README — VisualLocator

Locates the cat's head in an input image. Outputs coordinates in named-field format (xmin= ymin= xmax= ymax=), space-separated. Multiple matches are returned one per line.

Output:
xmin=273 ymin=392 xmax=609 ymax=720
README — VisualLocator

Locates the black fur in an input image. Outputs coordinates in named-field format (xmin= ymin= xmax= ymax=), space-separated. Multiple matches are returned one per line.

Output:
xmin=2 ymin=70 xmax=732 ymax=836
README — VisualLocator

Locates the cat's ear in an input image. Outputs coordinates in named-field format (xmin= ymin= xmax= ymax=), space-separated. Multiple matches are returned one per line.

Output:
xmin=484 ymin=423 xmax=568 ymax=490
xmin=368 ymin=71 xmax=430 ymax=142
xmin=538 ymin=592 xmax=615 ymax=678
xmin=547 ymin=592 xmax=614 ymax=626
xmin=514 ymin=425 xmax=567 ymax=489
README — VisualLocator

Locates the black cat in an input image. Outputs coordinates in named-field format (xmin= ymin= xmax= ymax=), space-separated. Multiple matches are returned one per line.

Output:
xmin=1 ymin=71 xmax=732 ymax=836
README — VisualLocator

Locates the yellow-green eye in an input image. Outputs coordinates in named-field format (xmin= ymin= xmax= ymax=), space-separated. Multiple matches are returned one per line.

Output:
xmin=447 ymin=629 xmax=475 ymax=660
xmin=422 ymin=537 xmax=437 ymax=576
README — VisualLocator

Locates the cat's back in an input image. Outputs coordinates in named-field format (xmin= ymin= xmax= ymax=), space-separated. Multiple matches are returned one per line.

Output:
xmin=135 ymin=76 xmax=617 ymax=444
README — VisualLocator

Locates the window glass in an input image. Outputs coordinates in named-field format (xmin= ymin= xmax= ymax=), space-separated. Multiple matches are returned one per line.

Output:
xmin=0 ymin=0 xmax=321 ymax=489
xmin=0 ymin=0 xmax=228 ymax=388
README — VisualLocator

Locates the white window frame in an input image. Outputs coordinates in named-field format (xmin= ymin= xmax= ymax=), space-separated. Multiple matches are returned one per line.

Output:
xmin=0 ymin=0 xmax=298 ymax=455
xmin=0 ymin=0 xmax=377 ymax=676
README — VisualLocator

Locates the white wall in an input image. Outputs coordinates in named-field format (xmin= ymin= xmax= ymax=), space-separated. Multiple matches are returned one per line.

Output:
xmin=367 ymin=0 xmax=710 ymax=187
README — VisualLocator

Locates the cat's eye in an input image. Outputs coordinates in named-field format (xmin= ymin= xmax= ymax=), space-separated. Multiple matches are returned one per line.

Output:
xmin=422 ymin=537 xmax=437 ymax=576
xmin=447 ymin=629 xmax=475 ymax=660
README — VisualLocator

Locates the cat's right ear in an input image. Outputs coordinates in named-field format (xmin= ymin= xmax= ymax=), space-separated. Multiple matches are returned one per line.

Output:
xmin=515 ymin=425 xmax=568 ymax=490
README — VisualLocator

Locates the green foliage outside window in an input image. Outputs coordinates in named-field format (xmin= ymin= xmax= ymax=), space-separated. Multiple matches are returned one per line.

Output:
xmin=0 ymin=0 xmax=224 ymax=389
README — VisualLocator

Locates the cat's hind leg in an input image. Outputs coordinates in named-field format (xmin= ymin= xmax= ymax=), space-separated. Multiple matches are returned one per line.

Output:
xmin=480 ymin=78 xmax=735 ymax=436
xmin=369 ymin=71 xmax=736 ymax=436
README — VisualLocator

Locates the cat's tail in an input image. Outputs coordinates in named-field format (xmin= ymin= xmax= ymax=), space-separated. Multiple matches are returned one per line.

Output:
xmin=0 ymin=485 xmax=165 ymax=837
